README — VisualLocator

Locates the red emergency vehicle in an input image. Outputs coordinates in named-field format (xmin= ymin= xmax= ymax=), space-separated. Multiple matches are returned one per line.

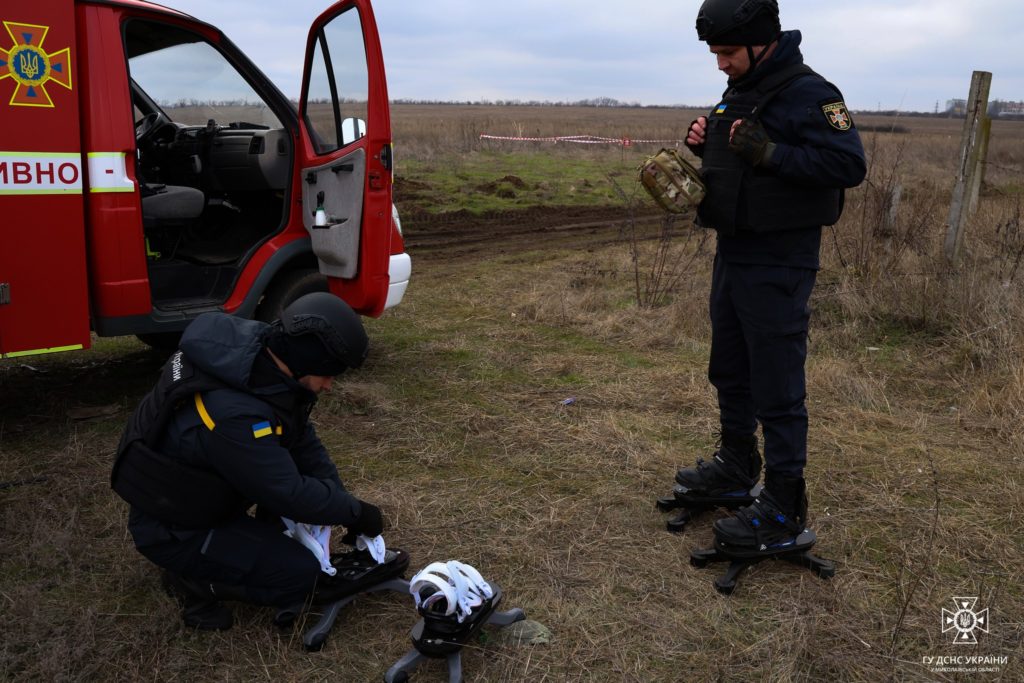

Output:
xmin=0 ymin=0 xmax=410 ymax=359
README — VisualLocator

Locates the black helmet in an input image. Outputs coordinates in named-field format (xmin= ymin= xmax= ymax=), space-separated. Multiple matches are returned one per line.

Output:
xmin=696 ymin=0 xmax=780 ymax=45
xmin=266 ymin=292 xmax=368 ymax=378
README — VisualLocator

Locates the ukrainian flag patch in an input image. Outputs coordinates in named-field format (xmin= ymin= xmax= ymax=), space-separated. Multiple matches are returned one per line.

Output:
xmin=252 ymin=421 xmax=273 ymax=439
xmin=715 ymin=104 xmax=727 ymax=114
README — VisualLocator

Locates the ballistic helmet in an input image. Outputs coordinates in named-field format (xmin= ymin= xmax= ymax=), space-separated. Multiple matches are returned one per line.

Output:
xmin=266 ymin=292 xmax=368 ymax=378
xmin=696 ymin=0 xmax=781 ymax=45
xmin=410 ymin=560 xmax=494 ymax=623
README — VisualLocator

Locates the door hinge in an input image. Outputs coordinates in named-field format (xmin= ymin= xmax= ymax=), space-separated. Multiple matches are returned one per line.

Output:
xmin=0 ymin=283 xmax=9 ymax=305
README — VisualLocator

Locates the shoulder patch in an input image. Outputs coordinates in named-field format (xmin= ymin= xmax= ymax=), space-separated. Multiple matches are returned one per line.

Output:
xmin=820 ymin=100 xmax=853 ymax=131
xmin=252 ymin=421 xmax=273 ymax=439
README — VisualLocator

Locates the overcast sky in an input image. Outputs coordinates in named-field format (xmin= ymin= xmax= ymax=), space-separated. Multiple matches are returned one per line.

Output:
xmin=163 ymin=0 xmax=1023 ymax=112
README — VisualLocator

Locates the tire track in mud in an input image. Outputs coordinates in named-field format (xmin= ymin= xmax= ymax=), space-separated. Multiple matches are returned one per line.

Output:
xmin=401 ymin=206 xmax=669 ymax=260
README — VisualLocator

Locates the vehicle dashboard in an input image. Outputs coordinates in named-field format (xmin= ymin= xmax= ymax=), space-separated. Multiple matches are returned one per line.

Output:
xmin=140 ymin=120 xmax=290 ymax=193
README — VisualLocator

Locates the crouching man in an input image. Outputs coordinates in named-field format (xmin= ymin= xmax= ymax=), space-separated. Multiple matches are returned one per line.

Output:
xmin=112 ymin=293 xmax=393 ymax=629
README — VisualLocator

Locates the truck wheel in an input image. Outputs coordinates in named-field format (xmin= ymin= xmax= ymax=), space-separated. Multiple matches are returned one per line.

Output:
xmin=135 ymin=331 xmax=183 ymax=352
xmin=256 ymin=268 xmax=328 ymax=323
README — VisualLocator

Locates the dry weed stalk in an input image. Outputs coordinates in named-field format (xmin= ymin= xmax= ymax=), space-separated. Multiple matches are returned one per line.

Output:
xmin=832 ymin=127 xmax=938 ymax=282
xmin=888 ymin=450 xmax=941 ymax=661
xmin=608 ymin=175 xmax=711 ymax=309
xmin=994 ymin=195 xmax=1024 ymax=283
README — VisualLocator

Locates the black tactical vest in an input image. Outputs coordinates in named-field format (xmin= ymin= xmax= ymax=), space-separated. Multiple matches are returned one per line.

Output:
xmin=111 ymin=351 xmax=248 ymax=527
xmin=697 ymin=63 xmax=843 ymax=235
xmin=111 ymin=350 xmax=313 ymax=528
xmin=108 ymin=350 xmax=315 ymax=528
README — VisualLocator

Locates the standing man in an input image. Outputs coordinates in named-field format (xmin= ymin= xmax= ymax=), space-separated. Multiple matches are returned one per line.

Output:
xmin=112 ymin=293 xmax=405 ymax=630
xmin=673 ymin=0 xmax=865 ymax=554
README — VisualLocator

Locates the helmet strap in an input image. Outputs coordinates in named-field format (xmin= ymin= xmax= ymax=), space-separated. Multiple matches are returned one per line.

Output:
xmin=744 ymin=37 xmax=777 ymax=76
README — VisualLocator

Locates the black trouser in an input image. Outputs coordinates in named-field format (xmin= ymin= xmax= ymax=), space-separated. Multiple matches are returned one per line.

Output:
xmin=133 ymin=513 xmax=320 ymax=608
xmin=708 ymin=256 xmax=817 ymax=478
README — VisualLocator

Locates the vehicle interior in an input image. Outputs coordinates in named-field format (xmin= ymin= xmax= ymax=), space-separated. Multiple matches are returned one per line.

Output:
xmin=125 ymin=19 xmax=293 ymax=310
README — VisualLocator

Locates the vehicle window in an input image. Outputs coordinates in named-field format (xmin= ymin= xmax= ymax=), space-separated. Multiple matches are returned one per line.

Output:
xmin=303 ymin=7 xmax=369 ymax=154
xmin=125 ymin=21 xmax=281 ymax=129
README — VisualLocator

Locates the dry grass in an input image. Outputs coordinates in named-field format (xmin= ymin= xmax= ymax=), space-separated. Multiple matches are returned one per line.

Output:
xmin=2 ymin=107 xmax=1024 ymax=681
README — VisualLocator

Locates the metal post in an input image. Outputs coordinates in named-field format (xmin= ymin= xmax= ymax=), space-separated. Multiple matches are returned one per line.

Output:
xmin=945 ymin=71 xmax=992 ymax=265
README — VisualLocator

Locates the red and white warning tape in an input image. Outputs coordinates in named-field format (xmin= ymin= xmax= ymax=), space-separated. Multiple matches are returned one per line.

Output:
xmin=479 ymin=133 xmax=682 ymax=146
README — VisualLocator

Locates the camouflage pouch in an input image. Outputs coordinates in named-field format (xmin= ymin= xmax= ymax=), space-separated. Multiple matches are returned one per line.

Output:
xmin=638 ymin=148 xmax=706 ymax=213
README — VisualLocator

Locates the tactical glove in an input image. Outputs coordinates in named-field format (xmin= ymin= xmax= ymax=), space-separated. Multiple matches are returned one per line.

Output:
xmin=347 ymin=499 xmax=384 ymax=539
xmin=729 ymin=119 xmax=776 ymax=167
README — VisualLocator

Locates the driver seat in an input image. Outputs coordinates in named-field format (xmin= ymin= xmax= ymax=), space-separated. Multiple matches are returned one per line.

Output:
xmin=142 ymin=184 xmax=204 ymax=225
xmin=142 ymin=184 xmax=205 ymax=257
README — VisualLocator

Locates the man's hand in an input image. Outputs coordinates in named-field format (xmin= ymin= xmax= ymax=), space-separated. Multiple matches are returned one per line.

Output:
xmin=347 ymin=500 xmax=383 ymax=539
xmin=685 ymin=116 xmax=707 ymax=155
xmin=729 ymin=118 xmax=776 ymax=167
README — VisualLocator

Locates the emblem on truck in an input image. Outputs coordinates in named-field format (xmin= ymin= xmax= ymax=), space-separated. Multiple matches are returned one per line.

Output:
xmin=0 ymin=21 xmax=73 ymax=108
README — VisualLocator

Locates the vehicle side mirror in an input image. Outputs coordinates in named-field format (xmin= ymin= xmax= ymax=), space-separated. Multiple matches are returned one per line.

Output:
xmin=341 ymin=117 xmax=366 ymax=145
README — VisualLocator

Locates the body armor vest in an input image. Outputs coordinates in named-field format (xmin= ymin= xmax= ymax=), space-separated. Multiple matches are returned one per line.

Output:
xmin=697 ymin=63 xmax=844 ymax=235
xmin=111 ymin=350 xmax=311 ymax=528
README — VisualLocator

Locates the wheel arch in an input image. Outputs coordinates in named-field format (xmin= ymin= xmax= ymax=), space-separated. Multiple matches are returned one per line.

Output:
xmin=233 ymin=238 xmax=318 ymax=319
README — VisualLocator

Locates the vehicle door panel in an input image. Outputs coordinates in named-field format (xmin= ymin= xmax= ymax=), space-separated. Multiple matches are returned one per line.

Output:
xmin=298 ymin=0 xmax=392 ymax=316
xmin=303 ymin=147 xmax=365 ymax=278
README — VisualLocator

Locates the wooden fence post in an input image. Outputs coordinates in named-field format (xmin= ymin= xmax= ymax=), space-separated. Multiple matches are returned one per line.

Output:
xmin=945 ymin=70 xmax=992 ymax=265
xmin=968 ymin=116 xmax=992 ymax=215
xmin=883 ymin=183 xmax=902 ymax=235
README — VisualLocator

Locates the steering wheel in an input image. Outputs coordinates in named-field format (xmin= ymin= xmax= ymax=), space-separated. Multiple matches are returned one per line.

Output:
xmin=134 ymin=111 xmax=169 ymax=146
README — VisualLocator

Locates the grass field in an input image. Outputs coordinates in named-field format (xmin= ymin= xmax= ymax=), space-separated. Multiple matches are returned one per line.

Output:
xmin=2 ymin=106 xmax=1023 ymax=681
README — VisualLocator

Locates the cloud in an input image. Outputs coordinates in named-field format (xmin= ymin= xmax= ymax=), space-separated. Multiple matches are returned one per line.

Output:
xmin=133 ymin=0 xmax=1024 ymax=111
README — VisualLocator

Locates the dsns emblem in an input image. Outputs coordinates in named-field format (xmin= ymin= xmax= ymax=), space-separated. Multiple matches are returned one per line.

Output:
xmin=0 ymin=21 xmax=73 ymax=107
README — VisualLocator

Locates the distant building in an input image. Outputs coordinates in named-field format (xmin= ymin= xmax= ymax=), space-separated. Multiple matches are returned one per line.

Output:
xmin=946 ymin=99 xmax=967 ymax=116
xmin=994 ymin=100 xmax=1024 ymax=118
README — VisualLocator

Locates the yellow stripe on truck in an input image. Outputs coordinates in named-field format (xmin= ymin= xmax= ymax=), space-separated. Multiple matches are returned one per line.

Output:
xmin=2 ymin=344 xmax=84 ymax=358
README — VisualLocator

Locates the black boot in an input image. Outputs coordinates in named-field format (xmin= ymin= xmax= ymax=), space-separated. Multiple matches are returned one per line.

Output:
xmin=712 ymin=474 xmax=810 ymax=552
xmin=763 ymin=472 xmax=806 ymax=520
xmin=161 ymin=571 xmax=235 ymax=631
xmin=674 ymin=431 xmax=762 ymax=501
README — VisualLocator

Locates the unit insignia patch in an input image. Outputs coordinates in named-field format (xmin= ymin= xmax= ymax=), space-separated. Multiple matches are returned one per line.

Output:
xmin=821 ymin=101 xmax=853 ymax=131
xmin=0 ymin=21 xmax=73 ymax=108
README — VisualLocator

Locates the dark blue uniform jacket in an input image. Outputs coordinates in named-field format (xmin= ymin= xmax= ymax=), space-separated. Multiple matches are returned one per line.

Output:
xmin=128 ymin=314 xmax=363 ymax=547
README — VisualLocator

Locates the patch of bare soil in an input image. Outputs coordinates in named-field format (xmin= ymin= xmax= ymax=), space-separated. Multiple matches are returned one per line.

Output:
xmin=393 ymin=176 xmax=435 ymax=212
xmin=402 ymin=205 xmax=667 ymax=259
xmin=474 ymin=175 xmax=531 ymax=199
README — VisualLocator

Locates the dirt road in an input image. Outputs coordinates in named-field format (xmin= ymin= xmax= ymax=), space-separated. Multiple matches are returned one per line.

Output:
xmin=401 ymin=205 xmax=670 ymax=259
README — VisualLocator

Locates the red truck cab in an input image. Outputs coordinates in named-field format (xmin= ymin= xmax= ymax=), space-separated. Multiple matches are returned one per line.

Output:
xmin=0 ymin=0 xmax=409 ymax=358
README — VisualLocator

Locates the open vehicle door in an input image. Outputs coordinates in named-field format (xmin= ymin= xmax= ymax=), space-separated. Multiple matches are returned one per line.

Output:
xmin=298 ymin=0 xmax=393 ymax=317
xmin=0 ymin=8 xmax=90 ymax=358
